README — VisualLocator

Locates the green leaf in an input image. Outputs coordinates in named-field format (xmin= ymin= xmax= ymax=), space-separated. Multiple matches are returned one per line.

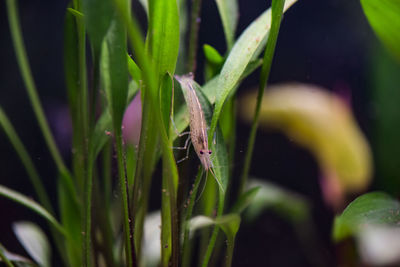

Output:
xmin=101 ymin=19 xmax=129 ymax=129
xmin=146 ymin=0 xmax=180 ymax=81
xmin=160 ymin=74 xmax=177 ymax=267
xmin=333 ymin=192 xmax=400 ymax=242
xmin=215 ymin=0 xmax=239 ymax=50
xmin=13 ymin=222 xmax=51 ymax=267
xmin=89 ymin=110 xmax=112 ymax=161
xmin=82 ymin=0 xmax=113 ymax=55
xmin=64 ymin=6 xmax=80 ymax=122
xmin=57 ymin=173 xmax=82 ymax=267
xmin=64 ymin=4 xmax=87 ymax=192
xmin=202 ymin=59 xmax=262 ymax=104
xmin=189 ymin=213 xmax=240 ymax=267
xmin=159 ymin=74 xmax=173 ymax=135
xmin=203 ymin=44 xmax=224 ymax=81
xmin=101 ymin=13 xmax=134 ymax=266
xmin=244 ymin=179 xmax=310 ymax=222
xmin=127 ymin=54 xmax=142 ymax=83
xmin=175 ymin=0 xmax=188 ymax=74
xmin=188 ymin=216 xmax=215 ymax=234
xmin=0 ymin=185 xmax=65 ymax=236
xmin=361 ymin=0 xmax=400 ymax=62
xmin=188 ymin=214 xmax=240 ymax=239
xmin=209 ymin=0 xmax=297 ymax=138
xmin=215 ymin=214 xmax=241 ymax=242
xmin=67 ymin=8 xmax=84 ymax=18
xmin=203 ymin=44 xmax=224 ymax=65
xmin=240 ymin=84 xmax=373 ymax=192
xmin=146 ymin=2 xmax=181 ymax=258
xmin=231 ymin=186 xmax=261 ymax=214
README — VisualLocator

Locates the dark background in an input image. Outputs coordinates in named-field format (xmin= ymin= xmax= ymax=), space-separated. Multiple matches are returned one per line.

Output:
xmin=0 ymin=0 xmax=394 ymax=266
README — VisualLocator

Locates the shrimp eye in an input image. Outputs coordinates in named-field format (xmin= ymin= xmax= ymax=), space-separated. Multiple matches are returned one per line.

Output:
xmin=208 ymin=150 xmax=212 ymax=155
xmin=200 ymin=150 xmax=204 ymax=155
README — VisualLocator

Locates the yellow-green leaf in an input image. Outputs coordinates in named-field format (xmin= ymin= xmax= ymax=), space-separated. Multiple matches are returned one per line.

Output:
xmin=240 ymin=83 xmax=372 ymax=192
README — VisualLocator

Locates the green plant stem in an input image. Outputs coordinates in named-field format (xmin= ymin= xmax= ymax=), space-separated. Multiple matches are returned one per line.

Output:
xmin=187 ymin=0 xmax=203 ymax=73
xmin=238 ymin=0 xmax=285 ymax=195
xmin=74 ymin=0 xmax=89 ymax=152
xmin=74 ymin=0 xmax=89 ymax=197
xmin=5 ymin=0 xmax=69 ymax=176
xmin=181 ymin=168 xmax=203 ymax=267
xmin=84 ymin=162 xmax=94 ymax=267
xmin=201 ymin=190 xmax=224 ymax=267
xmin=116 ymin=132 xmax=136 ymax=267
xmin=114 ymin=1 xmax=155 ymax=261
xmin=102 ymin=140 xmax=112 ymax=213
xmin=0 ymin=244 xmax=14 ymax=267
xmin=225 ymin=237 xmax=236 ymax=267
xmin=70 ymin=1 xmax=90 ymax=266
xmin=93 ymin=177 xmax=116 ymax=267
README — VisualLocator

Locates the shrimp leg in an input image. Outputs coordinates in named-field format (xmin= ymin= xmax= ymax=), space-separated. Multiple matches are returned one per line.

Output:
xmin=176 ymin=140 xmax=192 ymax=164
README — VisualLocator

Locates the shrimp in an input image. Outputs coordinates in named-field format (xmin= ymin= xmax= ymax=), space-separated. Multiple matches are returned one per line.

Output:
xmin=175 ymin=74 xmax=213 ymax=171
xmin=175 ymin=74 xmax=224 ymax=194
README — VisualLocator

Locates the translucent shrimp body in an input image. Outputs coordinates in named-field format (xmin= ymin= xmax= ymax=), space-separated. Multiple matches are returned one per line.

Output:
xmin=175 ymin=74 xmax=213 ymax=171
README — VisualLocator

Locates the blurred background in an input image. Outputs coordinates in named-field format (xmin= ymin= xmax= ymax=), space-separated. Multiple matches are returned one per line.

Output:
xmin=1 ymin=0 xmax=399 ymax=266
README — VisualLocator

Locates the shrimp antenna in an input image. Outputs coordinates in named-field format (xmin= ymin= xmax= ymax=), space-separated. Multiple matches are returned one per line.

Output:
xmin=208 ymin=167 xmax=225 ymax=194
xmin=194 ymin=169 xmax=208 ymax=203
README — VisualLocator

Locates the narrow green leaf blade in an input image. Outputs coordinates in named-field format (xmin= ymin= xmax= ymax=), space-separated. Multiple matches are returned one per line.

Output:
xmin=188 ymin=214 xmax=240 ymax=241
xmin=215 ymin=214 xmax=241 ymax=242
xmin=333 ymin=192 xmax=400 ymax=242
xmin=127 ymin=54 xmax=142 ymax=83
xmin=82 ymin=0 xmax=113 ymax=55
xmin=13 ymin=222 xmax=51 ymax=267
xmin=361 ymin=0 xmax=400 ymax=62
xmin=0 ymin=185 xmax=65 ymax=235
xmin=101 ymin=20 xmax=129 ymax=129
xmin=67 ymin=8 xmax=84 ymax=18
xmin=215 ymin=0 xmax=239 ymax=49
xmin=209 ymin=0 xmax=297 ymax=137
xmin=204 ymin=44 xmax=224 ymax=65
xmin=202 ymin=59 xmax=262 ymax=104
xmin=57 ymin=173 xmax=82 ymax=267
xmin=89 ymin=110 xmax=112 ymax=161
xmin=147 ymin=0 xmax=180 ymax=80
